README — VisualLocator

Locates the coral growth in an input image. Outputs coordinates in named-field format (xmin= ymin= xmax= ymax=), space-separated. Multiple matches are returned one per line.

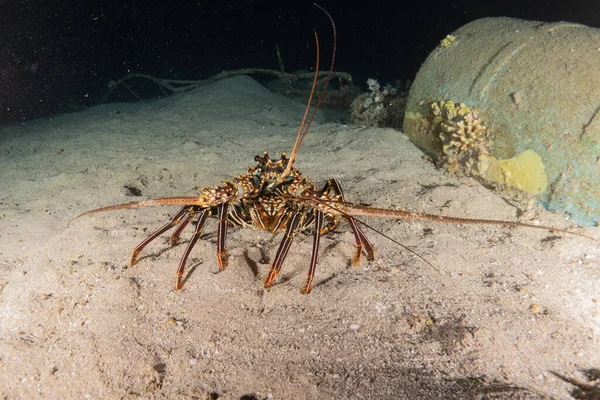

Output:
xmin=439 ymin=34 xmax=456 ymax=48
xmin=406 ymin=100 xmax=548 ymax=195
xmin=429 ymin=100 xmax=488 ymax=173
xmin=350 ymin=78 xmax=407 ymax=128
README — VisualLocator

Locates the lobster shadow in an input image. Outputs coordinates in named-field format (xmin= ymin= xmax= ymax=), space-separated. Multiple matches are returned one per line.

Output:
xmin=551 ymin=368 xmax=600 ymax=399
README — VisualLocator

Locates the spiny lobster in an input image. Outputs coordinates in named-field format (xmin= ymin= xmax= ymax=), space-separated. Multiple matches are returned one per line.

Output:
xmin=70 ymin=4 xmax=596 ymax=294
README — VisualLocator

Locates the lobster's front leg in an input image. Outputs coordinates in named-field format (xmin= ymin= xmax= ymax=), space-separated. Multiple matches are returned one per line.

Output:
xmin=322 ymin=179 xmax=375 ymax=264
xmin=174 ymin=203 xmax=228 ymax=290
xmin=129 ymin=182 xmax=240 ymax=289
xmin=175 ymin=202 xmax=229 ymax=290
xmin=302 ymin=209 xmax=324 ymax=294
xmin=130 ymin=206 xmax=196 ymax=266
xmin=216 ymin=202 xmax=229 ymax=270
xmin=264 ymin=211 xmax=302 ymax=289
xmin=197 ymin=182 xmax=242 ymax=271
xmin=176 ymin=209 xmax=209 ymax=290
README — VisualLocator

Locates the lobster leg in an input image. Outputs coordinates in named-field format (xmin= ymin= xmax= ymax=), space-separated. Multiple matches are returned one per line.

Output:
xmin=264 ymin=211 xmax=302 ymax=288
xmin=169 ymin=212 xmax=194 ymax=245
xmin=216 ymin=202 xmax=229 ymax=270
xmin=302 ymin=209 xmax=324 ymax=294
xmin=175 ymin=209 xmax=209 ymax=290
xmin=325 ymin=179 xmax=375 ymax=264
xmin=130 ymin=206 xmax=192 ymax=266
xmin=344 ymin=216 xmax=375 ymax=265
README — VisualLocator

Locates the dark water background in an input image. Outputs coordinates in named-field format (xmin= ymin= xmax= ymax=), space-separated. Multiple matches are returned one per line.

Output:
xmin=1 ymin=0 xmax=599 ymax=125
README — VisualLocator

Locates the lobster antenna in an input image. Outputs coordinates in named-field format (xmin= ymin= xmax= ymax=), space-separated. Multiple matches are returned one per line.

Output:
xmin=350 ymin=216 xmax=444 ymax=278
xmin=283 ymin=195 xmax=444 ymax=277
xmin=291 ymin=195 xmax=598 ymax=242
xmin=67 ymin=196 xmax=200 ymax=226
xmin=281 ymin=30 xmax=320 ymax=181
xmin=277 ymin=3 xmax=336 ymax=184
xmin=294 ymin=4 xmax=337 ymax=156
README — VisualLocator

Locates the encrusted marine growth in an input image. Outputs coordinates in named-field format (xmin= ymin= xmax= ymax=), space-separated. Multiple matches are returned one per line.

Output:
xmin=429 ymin=100 xmax=488 ymax=173
xmin=420 ymin=100 xmax=548 ymax=196
xmin=350 ymin=78 xmax=406 ymax=128
xmin=439 ymin=34 xmax=456 ymax=48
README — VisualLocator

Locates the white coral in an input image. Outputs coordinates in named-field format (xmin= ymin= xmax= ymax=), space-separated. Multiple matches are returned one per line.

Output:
xmin=366 ymin=78 xmax=380 ymax=93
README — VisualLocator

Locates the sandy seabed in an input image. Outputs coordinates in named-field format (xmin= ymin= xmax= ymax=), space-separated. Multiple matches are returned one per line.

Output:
xmin=1 ymin=76 xmax=599 ymax=399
